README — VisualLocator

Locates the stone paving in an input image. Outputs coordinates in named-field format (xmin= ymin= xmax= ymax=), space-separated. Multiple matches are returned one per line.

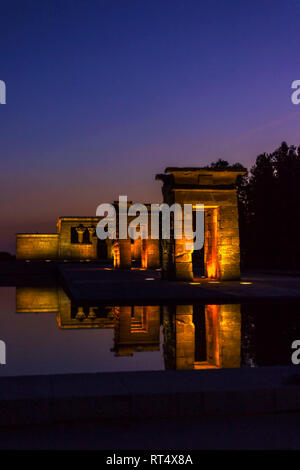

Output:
xmin=58 ymin=263 xmax=300 ymax=304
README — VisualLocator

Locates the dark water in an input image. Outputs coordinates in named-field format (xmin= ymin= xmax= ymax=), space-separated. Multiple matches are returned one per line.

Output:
xmin=0 ymin=286 xmax=300 ymax=376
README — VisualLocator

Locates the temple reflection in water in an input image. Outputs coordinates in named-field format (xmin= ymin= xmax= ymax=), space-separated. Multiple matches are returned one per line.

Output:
xmin=163 ymin=304 xmax=240 ymax=370
xmin=15 ymin=286 xmax=241 ymax=370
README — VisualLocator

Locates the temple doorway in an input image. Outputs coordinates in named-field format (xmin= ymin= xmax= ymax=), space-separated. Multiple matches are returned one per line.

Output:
xmin=192 ymin=209 xmax=205 ymax=278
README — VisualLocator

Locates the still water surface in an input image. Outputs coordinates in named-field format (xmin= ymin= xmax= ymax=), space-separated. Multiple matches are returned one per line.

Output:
xmin=0 ymin=286 xmax=299 ymax=376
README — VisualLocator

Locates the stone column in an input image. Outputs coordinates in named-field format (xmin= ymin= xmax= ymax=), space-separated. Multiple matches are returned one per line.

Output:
xmin=145 ymin=239 xmax=160 ymax=269
xmin=218 ymin=304 xmax=241 ymax=368
xmin=175 ymin=305 xmax=195 ymax=369
xmin=217 ymin=196 xmax=241 ymax=280
xmin=87 ymin=226 xmax=95 ymax=243
xmin=113 ymin=240 xmax=120 ymax=268
xmin=119 ymin=239 xmax=132 ymax=268
xmin=75 ymin=306 xmax=86 ymax=321
xmin=87 ymin=307 xmax=97 ymax=320
xmin=205 ymin=208 xmax=219 ymax=279
xmin=113 ymin=239 xmax=131 ymax=269
xmin=106 ymin=239 xmax=114 ymax=260
xmin=76 ymin=226 xmax=85 ymax=244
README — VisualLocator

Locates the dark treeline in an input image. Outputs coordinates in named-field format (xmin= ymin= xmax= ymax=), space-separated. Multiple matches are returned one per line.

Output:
xmin=210 ymin=142 xmax=300 ymax=270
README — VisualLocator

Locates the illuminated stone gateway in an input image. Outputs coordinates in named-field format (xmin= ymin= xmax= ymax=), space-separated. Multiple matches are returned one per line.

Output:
xmin=16 ymin=167 xmax=245 ymax=281
xmin=156 ymin=168 xmax=245 ymax=281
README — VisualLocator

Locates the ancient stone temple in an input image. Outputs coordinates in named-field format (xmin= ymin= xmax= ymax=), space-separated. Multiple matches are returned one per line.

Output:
xmin=16 ymin=166 xmax=245 ymax=281
xmin=16 ymin=206 xmax=161 ymax=270
xmin=16 ymin=217 xmax=100 ymax=260
xmin=156 ymin=167 xmax=246 ymax=281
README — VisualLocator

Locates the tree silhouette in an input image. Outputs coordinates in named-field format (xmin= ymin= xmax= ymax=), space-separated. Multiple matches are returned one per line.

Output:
xmin=209 ymin=143 xmax=300 ymax=269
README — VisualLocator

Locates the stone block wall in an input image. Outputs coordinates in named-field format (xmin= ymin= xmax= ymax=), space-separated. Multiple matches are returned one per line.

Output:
xmin=174 ymin=237 xmax=193 ymax=281
xmin=16 ymin=234 xmax=59 ymax=259
xmin=68 ymin=242 xmax=97 ymax=260
xmin=218 ymin=304 xmax=241 ymax=368
xmin=16 ymin=287 xmax=59 ymax=313
xmin=57 ymin=217 xmax=98 ymax=260
xmin=217 ymin=205 xmax=241 ymax=280
xmin=175 ymin=305 xmax=195 ymax=369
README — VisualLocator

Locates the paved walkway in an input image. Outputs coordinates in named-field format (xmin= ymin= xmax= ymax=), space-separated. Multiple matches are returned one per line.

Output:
xmin=3 ymin=260 xmax=300 ymax=304
xmin=59 ymin=263 xmax=300 ymax=304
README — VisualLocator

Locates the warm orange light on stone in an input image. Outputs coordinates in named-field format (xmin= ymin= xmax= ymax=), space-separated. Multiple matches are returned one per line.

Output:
xmin=141 ymin=240 xmax=147 ymax=269
xmin=16 ymin=217 xmax=99 ymax=260
xmin=163 ymin=303 xmax=241 ymax=370
xmin=113 ymin=241 xmax=120 ymax=268
xmin=174 ymin=305 xmax=195 ymax=369
xmin=113 ymin=305 xmax=160 ymax=356
xmin=16 ymin=287 xmax=59 ymax=313
xmin=141 ymin=239 xmax=160 ymax=269
xmin=156 ymin=168 xmax=246 ymax=281
xmin=205 ymin=208 xmax=219 ymax=279
xmin=16 ymin=234 xmax=59 ymax=260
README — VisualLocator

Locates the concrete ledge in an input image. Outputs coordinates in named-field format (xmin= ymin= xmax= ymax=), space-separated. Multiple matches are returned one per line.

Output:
xmin=1 ymin=367 xmax=300 ymax=427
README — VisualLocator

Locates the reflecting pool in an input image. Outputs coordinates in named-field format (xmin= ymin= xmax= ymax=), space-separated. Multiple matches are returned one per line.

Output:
xmin=0 ymin=286 xmax=300 ymax=376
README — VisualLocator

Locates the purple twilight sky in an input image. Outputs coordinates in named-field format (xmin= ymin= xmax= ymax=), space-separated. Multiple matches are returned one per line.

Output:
xmin=1 ymin=0 xmax=300 ymax=253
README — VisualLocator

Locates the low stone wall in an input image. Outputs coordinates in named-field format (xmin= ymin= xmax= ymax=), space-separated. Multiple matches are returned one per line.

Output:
xmin=16 ymin=234 xmax=59 ymax=259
